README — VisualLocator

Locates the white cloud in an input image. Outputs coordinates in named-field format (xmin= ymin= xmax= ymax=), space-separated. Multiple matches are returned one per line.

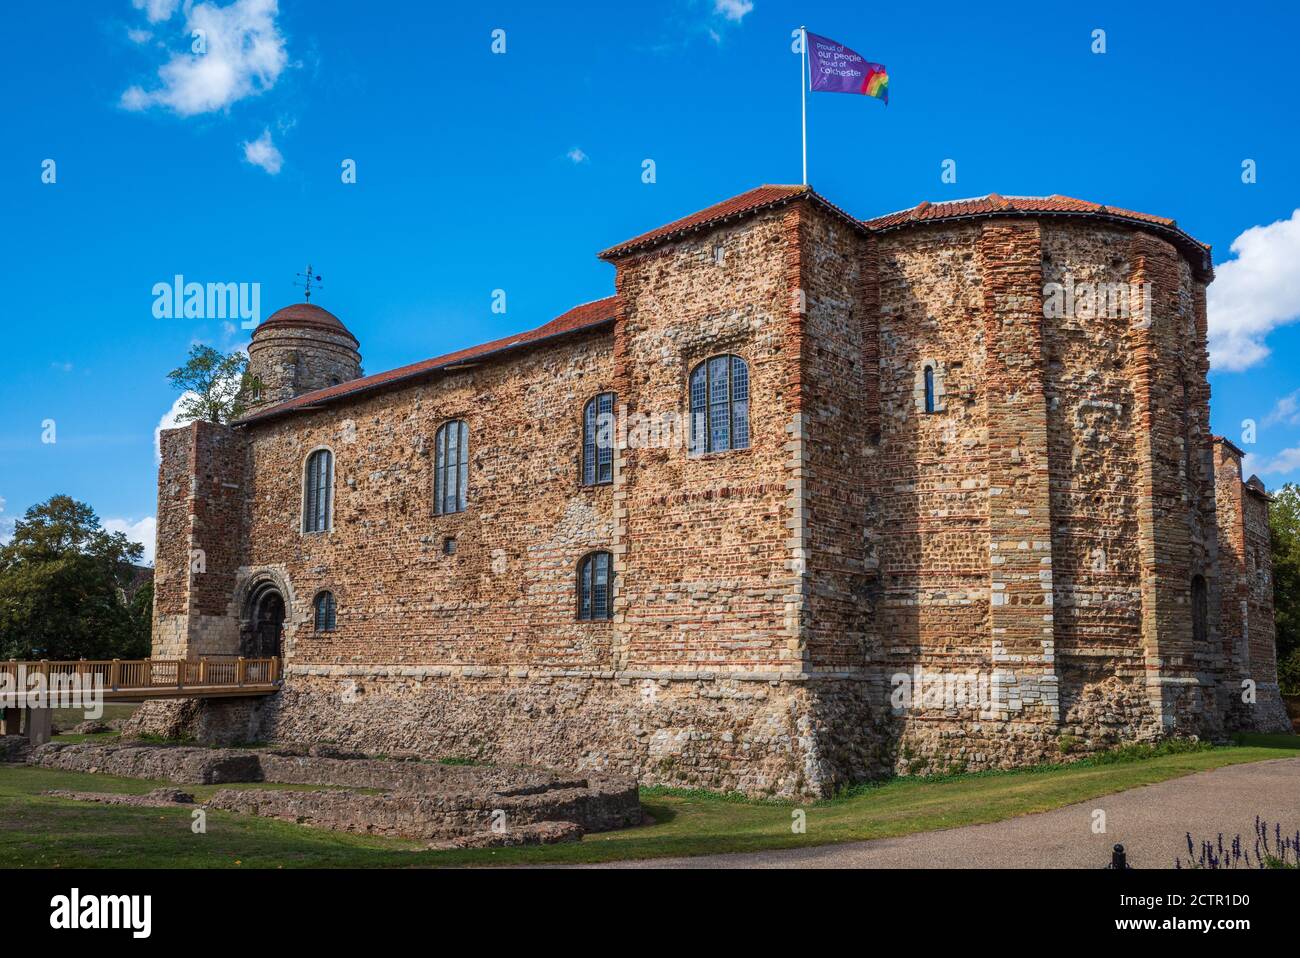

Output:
xmin=155 ymin=392 xmax=196 ymax=462
xmin=103 ymin=516 xmax=157 ymax=565
xmin=242 ymin=127 xmax=283 ymax=174
xmin=0 ymin=496 xmax=11 ymax=546
xmin=1263 ymin=390 xmax=1300 ymax=428
xmin=126 ymin=27 xmax=154 ymax=44
xmin=121 ymin=0 xmax=288 ymax=116
xmin=1243 ymin=446 xmax=1300 ymax=480
xmin=1208 ymin=208 xmax=1300 ymax=372
xmin=714 ymin=0 xmax=754 ymax=22
xmin=132 ymin=0 xmax=182 ymax=22
xmin=566 ymin=147 xmax=589 ymax=165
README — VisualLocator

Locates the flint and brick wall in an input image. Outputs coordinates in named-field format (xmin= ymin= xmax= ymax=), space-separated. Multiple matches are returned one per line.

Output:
xmin=153 ymin=421 xmax=247 ymax=659
xmin=150 ymin=197 xmax=1288 ymax=796
xmin=1214 ymin=441 xmax=1290 ymax=731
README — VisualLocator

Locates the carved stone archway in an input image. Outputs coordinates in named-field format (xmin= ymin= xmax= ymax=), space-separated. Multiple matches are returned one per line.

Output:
xmin=237 ymin=572 xmax=293 ymax=659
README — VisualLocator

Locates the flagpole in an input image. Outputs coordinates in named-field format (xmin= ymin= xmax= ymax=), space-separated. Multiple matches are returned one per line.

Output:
xmin=800 ymin=25 xmax=808 ymax=185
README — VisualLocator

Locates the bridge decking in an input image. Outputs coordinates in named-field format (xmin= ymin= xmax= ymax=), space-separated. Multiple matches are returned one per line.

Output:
xmin=0 ymin=657 xmax=282 ymax=702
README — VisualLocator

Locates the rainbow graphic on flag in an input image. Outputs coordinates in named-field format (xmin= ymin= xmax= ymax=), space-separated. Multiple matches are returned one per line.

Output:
xmin=862 ymin=63 xmax=889 ymax=103
xmin=806 ymin=31 xmax=889 ymax=106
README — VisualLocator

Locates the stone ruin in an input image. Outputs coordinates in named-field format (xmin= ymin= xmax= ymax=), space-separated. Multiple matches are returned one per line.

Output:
xmin=22 ymin=741 xmax=642 ymax=848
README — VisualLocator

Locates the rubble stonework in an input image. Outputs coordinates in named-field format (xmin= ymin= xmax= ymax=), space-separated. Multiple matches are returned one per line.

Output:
xmin=146 ymin=186 xmax=1292 ymax=798
xmin=29 ymin=742 xmax=640 ymax=843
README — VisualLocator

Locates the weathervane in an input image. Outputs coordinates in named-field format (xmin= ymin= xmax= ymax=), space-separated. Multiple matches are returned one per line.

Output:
xmin=295 ymin=263 xmax=323 ymax=302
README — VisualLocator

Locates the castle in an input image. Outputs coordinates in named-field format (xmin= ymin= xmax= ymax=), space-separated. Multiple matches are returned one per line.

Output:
xmin=149 ymin=185 xmax=1290 ymax=797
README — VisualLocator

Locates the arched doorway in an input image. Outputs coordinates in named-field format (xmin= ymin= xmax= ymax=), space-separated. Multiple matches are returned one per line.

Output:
xmin=241 ymin=582 xmax=285 ymax=658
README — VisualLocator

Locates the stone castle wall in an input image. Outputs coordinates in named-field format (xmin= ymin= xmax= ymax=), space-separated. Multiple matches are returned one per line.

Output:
xmin=1214 ymin=442 xmax=1290 ymax=731
xmin=611 ymin=207 xmax=797 ymax=672
xmin=150 ymin=195 xmax=1289 ymax=796
xmin=247 ymin=324 xmax=362 ymax=407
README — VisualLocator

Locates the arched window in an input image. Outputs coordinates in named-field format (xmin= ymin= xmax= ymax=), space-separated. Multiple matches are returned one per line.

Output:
xmin=583 ymin=392 xmax=616 ymax=486
xmin=434 ymin=420 xmax=469 ymax=515
xmin=577 ymin=551 xmax=613 ymax=621
xmin=1191 ymin=575 xmax=1208 ymax=644
xmin=313 ymin=591 xmax=337 ymax=632
xmin=689 ymin=355 xmax=749 ymax=455
xmin=923 ymin=365 xmax=936 ymax=414
xmin=303 ymin=449 xmax=333 ymax=533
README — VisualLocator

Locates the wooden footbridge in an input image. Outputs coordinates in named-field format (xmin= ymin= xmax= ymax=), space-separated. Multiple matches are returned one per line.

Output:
xmin=1 ymin=657 xmax=283 ymax=745
xmin=1 ymin=657 xmax=283 ymax=702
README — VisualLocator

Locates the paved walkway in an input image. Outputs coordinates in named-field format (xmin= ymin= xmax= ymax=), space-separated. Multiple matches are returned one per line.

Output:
xmin=601 ymin=756 xmax=1300 ymax=869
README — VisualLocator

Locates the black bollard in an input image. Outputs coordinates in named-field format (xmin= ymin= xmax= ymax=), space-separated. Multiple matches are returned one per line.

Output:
xmin=1107 ymin=843 xmax=1131 ymax=869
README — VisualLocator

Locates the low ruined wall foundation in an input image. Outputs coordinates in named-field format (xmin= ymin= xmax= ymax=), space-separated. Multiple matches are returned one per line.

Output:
xmin=119 ymin=667 xmax=1251 ymax=798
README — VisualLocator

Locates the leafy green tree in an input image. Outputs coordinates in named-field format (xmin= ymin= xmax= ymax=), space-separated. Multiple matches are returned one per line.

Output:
xmin=1269 ymin=483 xmax=1300 ymax=695
xmin=0 ymin=496 xmax=151 ymax=660
xmin=166 ymin=344 xmax=261 ymax=424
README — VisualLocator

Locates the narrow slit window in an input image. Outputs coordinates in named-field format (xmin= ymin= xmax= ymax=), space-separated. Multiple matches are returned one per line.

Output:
xmin=313 ymin=591 xmax=336 ymax=632
xmin=1191 ymin=575 xmax=1208 ymax=645
xmin=582 ymin=392 xmax=616 ymax=486
xmin=578 ymin=551 xmax=613 ymax=621
xmin=303 ymin=449 xmax=333 ymax=532
xmin=923 ymin=365 xmax=936 ymax=414
xmin=434 ymin=420 xmax=469 ymax=514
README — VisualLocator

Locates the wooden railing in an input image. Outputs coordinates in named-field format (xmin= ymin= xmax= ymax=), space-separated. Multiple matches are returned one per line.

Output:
xmin=0 ymin=657 xmax=281 ymax=694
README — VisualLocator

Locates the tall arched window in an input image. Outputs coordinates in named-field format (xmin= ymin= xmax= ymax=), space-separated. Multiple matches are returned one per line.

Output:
xmin=1191 ymin=574 xmax=1208 ymax=645
xmin=434 ymin=420 xmax=469 ymax=515
xmin=577 ymin=551 xmax=613 ymax=621
xmin=689 ymin=355 xmax=749 ymax=455
xmin=313 ymin=591 xmax=337 ymax=632
xmin=923 ymin=365 xmax=936 ymax=414
xmin=583 ymin=392 xmax=616 ymax=486
xmin=303 ymin=449 xmax=333 ymax=533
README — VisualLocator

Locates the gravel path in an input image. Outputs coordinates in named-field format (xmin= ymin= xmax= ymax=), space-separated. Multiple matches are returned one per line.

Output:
xmin=597 ymin=756 xmax=1300 ymax=869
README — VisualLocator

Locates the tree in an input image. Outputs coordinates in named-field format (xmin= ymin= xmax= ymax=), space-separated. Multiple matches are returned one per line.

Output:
xmin=0 ymin=496 xmax=151 ymax=660
xmin=166 ymin=344 xmax=261 ymax=424
xmin=1269 ymin=483 xmax=1300 ymax=695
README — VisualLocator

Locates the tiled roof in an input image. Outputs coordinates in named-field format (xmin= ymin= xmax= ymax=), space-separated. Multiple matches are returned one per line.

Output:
xmin=598 ymin=184 xmax=868 ymax=260
xmin=258 ymin=303 xmax=359 ymax=344
xmin=862 ymin=193 xmax=1211 ymax=274
xmin=238 ymin=295 xmax=618 ymax=425
xmin=599 ymin=185 xmax=804 ymax=259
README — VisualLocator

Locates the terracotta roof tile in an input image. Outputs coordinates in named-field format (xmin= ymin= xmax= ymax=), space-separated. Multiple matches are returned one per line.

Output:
xmin=260 ymin=302 xmax=357 ymax=342
xmin=599 ymin=185 xmax=808 ymax=259
xmin=862 ymin=193 xmax=1196 ymax=242
xmin=239 ymin=295 xmax=618 ymax=425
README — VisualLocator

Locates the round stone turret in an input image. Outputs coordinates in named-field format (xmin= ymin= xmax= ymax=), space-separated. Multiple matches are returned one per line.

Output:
xmin=247 ymin=302 xmax=362 ymax=407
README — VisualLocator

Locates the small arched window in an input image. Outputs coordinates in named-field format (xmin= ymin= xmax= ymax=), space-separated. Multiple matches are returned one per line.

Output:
xmin=303 ymin=449 xmax=333 ymax=533
xmin=577 ymin=551 xmax=613 ymax=621
xmin=313 ymin=591 xmax=337 ymax=632
xmin=689 ymin=355 xmax=749 ymax=455
xmin=583 ymin=392 xmax=616 ymax=486
xmin=1191 ymin=575 xmax=1208 ymax=645
xmin=923 ymin=365 xmax=936 ymax=414
xmin=434 ymin=420 xmax=469 ymax=515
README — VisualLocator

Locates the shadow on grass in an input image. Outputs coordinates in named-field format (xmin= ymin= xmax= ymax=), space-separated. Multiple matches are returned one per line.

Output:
xmin=3 ymin=736 xmax=1295 ymax=868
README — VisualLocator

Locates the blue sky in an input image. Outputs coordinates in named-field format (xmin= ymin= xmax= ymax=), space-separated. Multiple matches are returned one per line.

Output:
xmin=2 ymin=0 xmax=1299 ymax=561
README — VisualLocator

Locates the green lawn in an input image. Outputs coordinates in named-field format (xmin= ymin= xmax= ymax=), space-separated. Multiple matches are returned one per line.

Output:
xmin=1 ymin=735 xmax=1296 ymax=868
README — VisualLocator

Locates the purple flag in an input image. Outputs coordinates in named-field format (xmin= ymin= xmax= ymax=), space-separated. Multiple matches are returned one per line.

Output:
xmin=806 ymin=31 xmax=889 ymax=105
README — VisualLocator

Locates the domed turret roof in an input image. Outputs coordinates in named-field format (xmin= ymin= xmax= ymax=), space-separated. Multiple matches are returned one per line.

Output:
xmin=258 ymin=302 xmax=358 ymax=344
